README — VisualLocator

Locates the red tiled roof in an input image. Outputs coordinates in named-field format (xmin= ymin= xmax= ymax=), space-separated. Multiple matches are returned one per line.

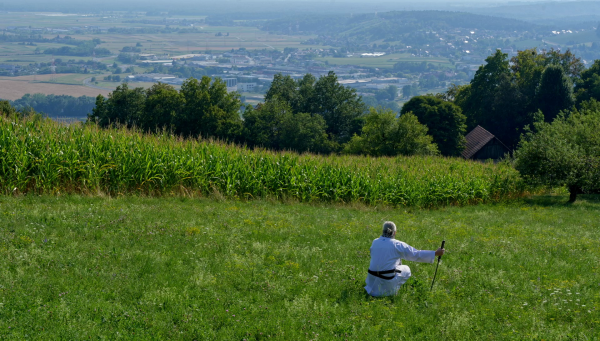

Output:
xmin=462 ymin=125 xmax=496 ymax=159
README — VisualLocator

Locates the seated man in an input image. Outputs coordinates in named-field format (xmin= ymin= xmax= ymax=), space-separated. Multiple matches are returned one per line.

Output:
xmin=365 ymin=221 xmax=445 ymax=297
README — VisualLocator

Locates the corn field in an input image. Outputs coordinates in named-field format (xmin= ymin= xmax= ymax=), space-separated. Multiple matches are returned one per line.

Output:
xmin=0 ymin=116 xmax=528 ymax=207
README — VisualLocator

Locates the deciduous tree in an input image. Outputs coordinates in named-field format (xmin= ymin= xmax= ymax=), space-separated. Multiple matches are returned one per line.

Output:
xmin=514 ymin=103 xmax=600 ymax=202
xmin=344 ymin=108 xmax=438 ymax=156
xmin=535 ymin=65 xmax=575 ymax=122
xmin=176 ymin=76 xmax=242 ymax=140
xmin=89 ymin=84 xmax=146 ymax=128
xmin=400 ymin=95 xmax=466 ymax=156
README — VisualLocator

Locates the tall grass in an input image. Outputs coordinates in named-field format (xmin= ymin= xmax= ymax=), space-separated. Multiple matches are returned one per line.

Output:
xmin=0 ymin=116 xmax=527 ymax=207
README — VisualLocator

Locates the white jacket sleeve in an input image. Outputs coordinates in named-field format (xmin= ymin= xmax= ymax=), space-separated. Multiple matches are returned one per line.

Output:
xmin=398 ymin=242 xmax=436 ymax=263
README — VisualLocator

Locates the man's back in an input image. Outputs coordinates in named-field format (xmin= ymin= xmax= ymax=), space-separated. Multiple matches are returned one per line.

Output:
xmin=365 ymin=236 xmax=436 ymax=297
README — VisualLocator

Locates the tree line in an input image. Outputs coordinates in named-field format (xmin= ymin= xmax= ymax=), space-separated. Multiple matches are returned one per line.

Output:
xmin=4 ymin=47 xmax=600 ymax=201
xmin=436 ymin=48 xmax=600 ymax=202
xmin=88 ymin=72 xmax=440 ymax=156
xmin=86 ymin=48 xmax=599 ymax=159
xmin=2 ymin=93 xmax=96 ymax=118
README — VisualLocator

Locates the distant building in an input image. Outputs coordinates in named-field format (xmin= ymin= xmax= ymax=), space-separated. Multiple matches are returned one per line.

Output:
xmin=237 ymin=83 xmax=257 ymax=92
xmin=131 ymin=73 xmax=177 ymax=82
xmin=138 ymin=54 xmax=157 ymax=60
xmin=462 ymin=126 xmax=510 ymax=161
xmin=370 ymin=78 xmax=409 ymax=84
xmin=139 ymin=60 xmax=174 ymax=65
xmin=171 ymin=54 xmax=208 ymax=61
xmin=223 ymin=78 xmax=238 ymax=92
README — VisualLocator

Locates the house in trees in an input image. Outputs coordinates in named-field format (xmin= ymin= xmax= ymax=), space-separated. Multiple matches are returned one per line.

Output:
xmin=461 ymin=125 xmax=510 ymax=161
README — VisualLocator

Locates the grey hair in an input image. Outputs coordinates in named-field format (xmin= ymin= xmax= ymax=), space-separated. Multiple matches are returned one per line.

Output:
xmin=382 ymin=221 xmax=396 ymax=238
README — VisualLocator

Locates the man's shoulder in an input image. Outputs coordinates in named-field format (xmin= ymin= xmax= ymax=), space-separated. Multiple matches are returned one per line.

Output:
xmin=391 ymin=239 xmax=408 ymax=247
xmin=373 ymin=237 xmax=404 ymax=245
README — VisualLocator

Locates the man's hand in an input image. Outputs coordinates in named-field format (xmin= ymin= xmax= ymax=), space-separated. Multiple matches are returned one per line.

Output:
xmin=435 ymin=248 xmax=445 ymax=257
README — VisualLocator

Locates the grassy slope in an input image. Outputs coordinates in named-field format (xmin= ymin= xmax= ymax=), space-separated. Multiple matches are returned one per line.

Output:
xmin=0 ymin=195 xmax=598 ymax=339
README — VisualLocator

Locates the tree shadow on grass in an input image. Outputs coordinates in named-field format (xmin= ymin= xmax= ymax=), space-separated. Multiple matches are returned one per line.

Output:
xmin=523 ymin=194 xmax=600 ymax=208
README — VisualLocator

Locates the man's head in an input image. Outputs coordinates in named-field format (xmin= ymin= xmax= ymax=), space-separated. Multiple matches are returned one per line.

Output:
xmin=382 ymin=221 xmax=396 ymax=238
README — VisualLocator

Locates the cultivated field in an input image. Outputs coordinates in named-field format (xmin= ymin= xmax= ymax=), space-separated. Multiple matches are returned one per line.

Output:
xmin=0 ymin=116 xmax=525 ymax=207
xmin=0 ymin=12 xmax=325 ymax=57
xmin=0 ymin=74 xmax=109 ymax=100
xmin=0 ymin=195 xmax=598 ymax=339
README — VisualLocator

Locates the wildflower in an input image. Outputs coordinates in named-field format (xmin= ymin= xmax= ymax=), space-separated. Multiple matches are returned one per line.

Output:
xmin=523 ymin=303 xmax=528 ymax=306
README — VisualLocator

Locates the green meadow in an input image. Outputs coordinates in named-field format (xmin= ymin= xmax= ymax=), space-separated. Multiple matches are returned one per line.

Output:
xmin=0 ymin=195 xmax=598 ymax=339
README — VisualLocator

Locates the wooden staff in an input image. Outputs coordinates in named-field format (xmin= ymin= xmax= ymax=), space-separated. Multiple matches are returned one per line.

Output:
xmin=430 ymin=240 xmax=445 ymax=291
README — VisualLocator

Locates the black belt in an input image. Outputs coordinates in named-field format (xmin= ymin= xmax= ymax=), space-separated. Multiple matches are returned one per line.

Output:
xmin=368 ymin=269 xmax=401 ymax=280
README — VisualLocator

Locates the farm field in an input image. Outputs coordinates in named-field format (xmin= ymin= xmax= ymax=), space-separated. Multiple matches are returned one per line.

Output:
xmin=0 ymin=194 xmax=598 ymax=339
xmin=0 ymin=117 xmax=525 ymax=206
xmin=90 ymin=80 xmax=167 ymax=91
xmin=0 ymin=74 xmax=109 ymax=100
xmin=0 ymin=12 xmax=325 ymax=55
xmin=76 ymin=30 xmax=322 ymax=54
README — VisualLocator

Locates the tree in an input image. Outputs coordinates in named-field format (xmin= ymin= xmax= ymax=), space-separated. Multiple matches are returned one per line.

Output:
xmin=514 ymin=104 xmax=600 ymax=202
xmin=0 ymin=100 xmax=17 ymax=117
xmin=400 ymin=96 xmax=466 ymax=156
xmin=461 ymin=50 xmax=511 ymax=131
xmin=574 ymin=59 xmax=600 ymax=104
xmin=263 ymin=71 xmax=366 ymax=149
xmin=344 ymin=108 xmax=438 ymax=157
xmin=242 ymin=98 xmax=329 ymax=153
xmin=385 ymin=85 xmax=398 ymax=101
xmin=450 ymin=48 xmax=583 ymax=150
xmin=242 ymin=99 xmax=291 ymax=150
xmin=310 ymin=71 xmax=366 ymax=144
xmin=89 ymin=84 xmax=146 ymax=128
xmin=534 ymin=65 xmax=574 ymax=122
xmin=176 ymin=76 xmax=242 ymax=140
xmin=402 ymin=84 xmax=412 ymax=99
xmin=278 ymin=112 xmax=330 ymax=153
xmin=141 ymin=83 xmax=182 ymax=131
xmin=264 ymin=73 xmax=297 ymax=105
xmin=88 ymin=76 xmax=243 ymax=141
xmin=510 ymin=49 xmax=581 ymax=116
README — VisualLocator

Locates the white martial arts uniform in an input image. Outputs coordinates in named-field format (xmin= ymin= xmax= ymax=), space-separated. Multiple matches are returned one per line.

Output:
xmin=364 ymin=237 xmax=436 ymax=297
